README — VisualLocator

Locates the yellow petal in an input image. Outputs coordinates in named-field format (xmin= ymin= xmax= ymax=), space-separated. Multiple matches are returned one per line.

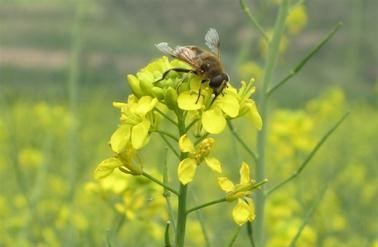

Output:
xmin=217 ymin=177 xmax=235 ymax=193
xmin=178 ymin=91 xmax=202 ymax=110
xmin=109 ymin=125 xmax=131 ymax=153
xmin=94 ymin=157 xmax=123 ymax=179
xmin=112 ymin=102 xmax=127 ymax=109
xmin=232 ymin=199 xmax=251 ymax=225
xmin=131 ymin=119 xmax=150 ymax=149
xmin=177 ymin=158 xmax=197 ymax=185
xmin=202 ymin=108 xmax=226 ymax=134
xmin=216 ymin=94 xmax=240 ymax=118
xmin=136 ymin=96 xmax=158 ymax=115
xmin=178 ymin=134 xmax=195 ymax=153
xmin=246 ymin=198 xmax=256 ymax=222
xmin=204 ymin=157 xmax=222 ymax=173
xmin=240 ymin=162 xmax=251 ymax=185
xmin=189 ymin=76 xmax=201 ymax=91
xmin=246 ymin=101 xmax=262 ymax=130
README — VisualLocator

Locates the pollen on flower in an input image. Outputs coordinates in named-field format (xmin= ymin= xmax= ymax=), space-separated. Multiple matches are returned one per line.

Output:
xmin=194 ymin=138 xmax=215 ymax=161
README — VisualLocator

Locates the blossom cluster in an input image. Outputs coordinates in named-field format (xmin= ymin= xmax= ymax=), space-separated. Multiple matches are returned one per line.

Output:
xmin=94 ymin=56 xmax=263 ymax=225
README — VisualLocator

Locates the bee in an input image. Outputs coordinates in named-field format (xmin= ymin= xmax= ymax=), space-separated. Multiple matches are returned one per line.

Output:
xmin=155 ymin=28 xmax=229 ymax=103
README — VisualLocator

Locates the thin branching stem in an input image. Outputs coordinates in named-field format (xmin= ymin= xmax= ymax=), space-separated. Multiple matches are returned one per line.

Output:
xmin=106 ymin=230 xmax=113 ymax=247
xmin=165 ymin=221 xmax=172 ymax=247
xmin=142 ymin=172 xmax=180 ymax=196
xmin=163 ymin=147 xmax=176 ymax=232
xmin=176 ymin=112 xmax=189 ymax=247
xmin=159 ymin=134 xmax=180 ymax=158
xmin=226 ymin=226 xmax=242 ymax=247
xmin=194 ymin=132 xmax=210 ymax=145
xmin=246 ymin=223 xmax=256 ymax=247
xmin=239 ymin=0 xmax=269 ymax=41
xmin=227 ymin=120 xmax=258 ymax=163
xmin=186 ymin=198 xmax=227 ymax=215
xmin=266 ymin=113 xmax=349 ymax=197
xmin=155 ymin=108 xmax=178 ymax=126
xmin=287 ymin=182 xmax=329 ymax=247
xmin=185 ymin=118 xmax=198 ymax=133
xmin=190 ymin=191 xmax=211 ymax=247
xmin=154 ymin=130 xmax=179 ymax=142
xmin=267 ymin=22 xmax=342 ymax=97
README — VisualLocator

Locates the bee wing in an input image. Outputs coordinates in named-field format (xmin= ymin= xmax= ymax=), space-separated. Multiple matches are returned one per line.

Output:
xmin=155 ymin=42 xmax=175 ymax=56
xmin=173 ymin=46 xmax=199 ymax=67
xmin=205 ymin=28 xmax=220 ymax=56
xmin=156 ymin=42 xmax=200 ymax=68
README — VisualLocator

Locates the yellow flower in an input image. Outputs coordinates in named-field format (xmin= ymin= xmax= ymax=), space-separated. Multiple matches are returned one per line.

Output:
xmin=217 ymin=162 xmax=260 ymax=225
xmin=111 ymin=95 xmax=158 ymax=151
xmin=94 ymin=144 xmax=143 ymax=179
xmin=235 ymin=79 xmax=262 ymax=130
xmin=175 ymin=76 xmax=239 ymax=134
xmin=201 ymin=92 xmax=240 ymax=134
xmin=177 ymin=134 xmax=222 ymax=185
xmin=177 ymin=79 xmax=261 ymax=134
xmin=287 ymin=4 xmax=308 ymax=34
xmin=127 ymin=56 xmax=190 ymax=99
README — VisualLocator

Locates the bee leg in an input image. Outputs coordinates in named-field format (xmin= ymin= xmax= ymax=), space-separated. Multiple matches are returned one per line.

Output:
xmin=195 ymin=80 xmax=207 ymax=103
xmin=209 ymin=93 xmax=219 ymax=106
xmin=195 ymin=87 xmax=202 ymax=103
xmin=154 ymin=68 xmax=197 ymax=84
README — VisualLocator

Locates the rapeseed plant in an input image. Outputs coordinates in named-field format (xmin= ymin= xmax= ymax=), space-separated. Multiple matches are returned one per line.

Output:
xmin=94 ymin=56 xmax=264 ymax=246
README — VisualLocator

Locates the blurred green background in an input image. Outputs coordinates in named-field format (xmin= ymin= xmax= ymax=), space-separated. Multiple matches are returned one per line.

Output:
xmin=0 ymin=0 xmax=377 ymax=246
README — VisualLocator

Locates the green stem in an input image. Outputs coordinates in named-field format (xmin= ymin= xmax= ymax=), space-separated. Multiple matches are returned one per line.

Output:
xmin=189 ymin=191 xmax=211 ymax=247
xmin=265 ymin=113 xmax=349 ymax=197
xmin=142 ymin=172 xmax=179 ymax=196
xmin=227 ymin=120 xmax=258 ymax=163
xmin=194 ymin=132 xmax=210 ymax=145
xmin=226 ymin=226 xmax=242 ymax=247
xmin=66 ymin=0 xmax=86 ymax=202
xmin=239 ymin=0 xmax=269 ymax=41
xmin=159 ymin=134 xmax=180 ymax=158
xmin=267 ymin=22 xmax=342 ymax=97
xmin=155 ymin=108 xmax=178 ymax=126
xmin=106 ymin=230 xmax=113 ymax=247
xmin=175 ymin=111 xmax=189 ymax=247
xmin=176 ymin=184 xmax=188 ymax=247
xmin=154 ymin=130 xmax=179 ymax=142
xmin=165 ymin=221 xmax=172 ymax=247
xmin=163 ymin=147 xmax=176 ymax=231
xmin=255 ymin=1 xmax=289 ymax=246
xmin=185 ymin=118 xmax=198 ymax=133
xmin=186 ymin=198 xmax=227 ymax=215
xmin=246 ymin=222 xmax=256 ymax=247
xmin=288 ymin=182 xmax=329 ymax=247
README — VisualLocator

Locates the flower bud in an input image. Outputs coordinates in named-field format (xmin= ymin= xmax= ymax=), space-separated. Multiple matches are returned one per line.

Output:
xmin=164 ymin=87 xmax=178 ymax=111
xmin=127 ymin=74 xmax=143 ymax=98
xmin=139 ymin=76 xmax=157 ymax=98
xmin=152 ymin=86 xmax=164 ymax=100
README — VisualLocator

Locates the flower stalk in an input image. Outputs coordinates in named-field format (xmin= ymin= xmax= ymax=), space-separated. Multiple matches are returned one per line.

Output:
xmin=175 ymin=112 xmax=189 ymax=247
xmin=94 ymin=32 xmax=263 ymax=246
xmin=255 ymin=0 xmax=289 ymax=245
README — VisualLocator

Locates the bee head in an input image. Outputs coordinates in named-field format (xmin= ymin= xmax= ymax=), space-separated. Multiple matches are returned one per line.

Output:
xmin=209 ymin=73 xmax=229 ymax=89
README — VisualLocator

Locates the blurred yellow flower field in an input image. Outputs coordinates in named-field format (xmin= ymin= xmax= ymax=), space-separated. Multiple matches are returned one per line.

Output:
xmin=1 ymin=0 xmax=377 ymax=246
